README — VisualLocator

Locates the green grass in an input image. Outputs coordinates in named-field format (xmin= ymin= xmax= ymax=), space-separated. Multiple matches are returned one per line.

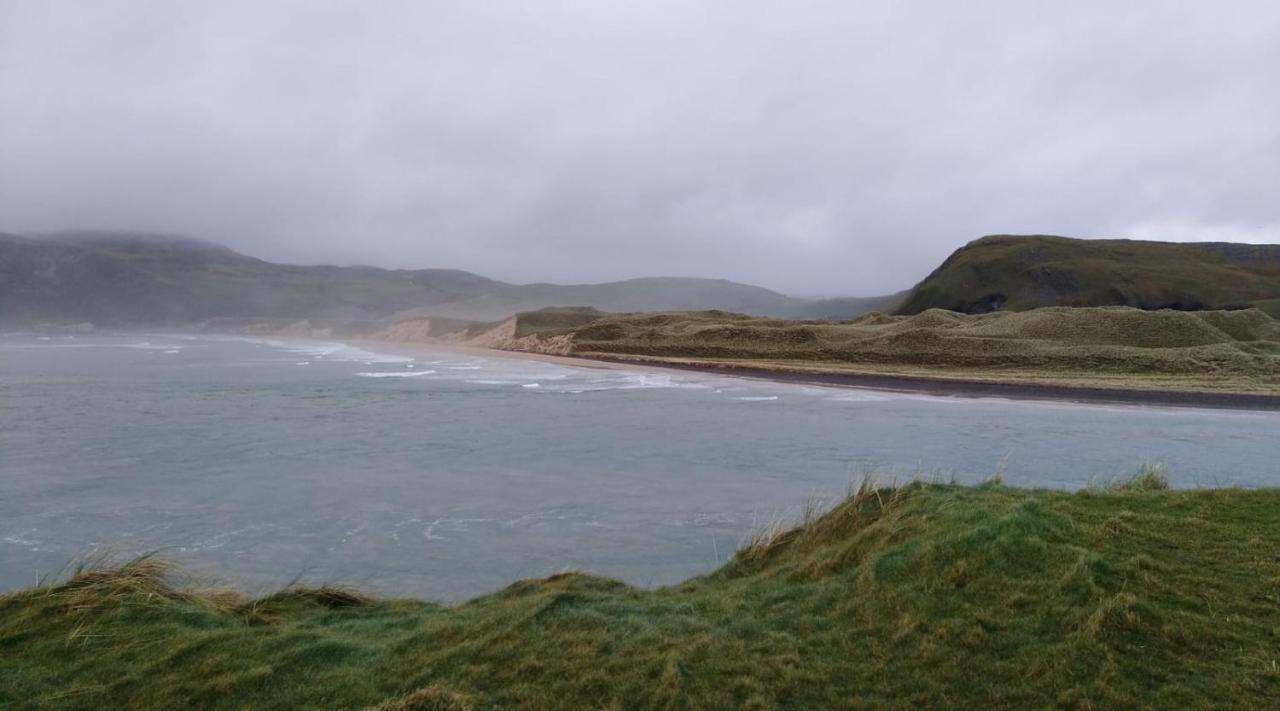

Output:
xmin=508 ymin=305 xmax=1280 ymax=393
xmin=897 ymin=234 xmax=1280 ymax=315
xmin=4 ymin=473 xmax=1280 ymax=709
xmin=1252 ymin=299 xmax=1280 ymax=319
xmin=510 ymin=306 xmax=608 ymax=338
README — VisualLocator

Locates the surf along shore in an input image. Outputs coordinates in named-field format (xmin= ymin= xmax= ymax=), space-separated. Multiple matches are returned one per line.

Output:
xmin=355 ymin=304 xmax=1280 ymax=411
xmin=355 ymin=337 xmax=1280 ymax=412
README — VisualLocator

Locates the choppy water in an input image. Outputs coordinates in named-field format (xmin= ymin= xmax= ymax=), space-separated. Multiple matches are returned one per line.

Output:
xmin=2 ymin=332 xmax=1277 ymax=599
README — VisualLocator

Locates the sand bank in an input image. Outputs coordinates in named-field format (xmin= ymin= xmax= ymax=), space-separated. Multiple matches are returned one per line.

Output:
xmin=355 ymin=339 xmax=1280 ymax=411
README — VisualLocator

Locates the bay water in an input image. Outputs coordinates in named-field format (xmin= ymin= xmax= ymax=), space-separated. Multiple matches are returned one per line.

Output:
xmin=2 ymin=333 xmax=1276 ymax=599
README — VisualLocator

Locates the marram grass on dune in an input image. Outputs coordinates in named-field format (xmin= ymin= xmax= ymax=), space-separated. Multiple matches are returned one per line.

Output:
xmin=3 ymin=467 xmax=1279 ymax=709
xmin=489 ymin=305 xmax=1280 ymax=395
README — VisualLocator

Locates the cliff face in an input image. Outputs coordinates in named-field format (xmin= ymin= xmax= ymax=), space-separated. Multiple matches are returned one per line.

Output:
xmin=456 ymin=317 xmax=575 ymax=355
xmin=896 ymin=235 xmax=1280 ymax=316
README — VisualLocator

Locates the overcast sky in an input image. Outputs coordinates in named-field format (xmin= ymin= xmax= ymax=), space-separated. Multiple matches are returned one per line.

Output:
xmin=2 ymin=1 xmax=1278 ymax=296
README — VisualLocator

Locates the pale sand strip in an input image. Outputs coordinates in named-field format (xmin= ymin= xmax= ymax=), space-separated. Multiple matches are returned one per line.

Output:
xmin=350 ymin=339 xmax=667 ymax=373
xmin=350 ymin=339 xmax=1280 ymax=411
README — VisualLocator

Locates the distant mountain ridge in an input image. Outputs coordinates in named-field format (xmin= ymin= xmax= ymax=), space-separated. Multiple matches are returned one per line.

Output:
xmin=0 ymin=231 xmax=898 ymax=327
xmin=897 ymin=235 xmax=1280 ymax=317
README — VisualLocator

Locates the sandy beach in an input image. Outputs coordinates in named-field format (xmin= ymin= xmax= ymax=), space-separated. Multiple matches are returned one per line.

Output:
xmin=355 ymin=339 xmax=1280 ymax=411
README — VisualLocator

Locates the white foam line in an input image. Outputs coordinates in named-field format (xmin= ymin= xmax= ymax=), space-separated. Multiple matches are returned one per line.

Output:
xmin=210 ymin=335 xmax=415 ymax=364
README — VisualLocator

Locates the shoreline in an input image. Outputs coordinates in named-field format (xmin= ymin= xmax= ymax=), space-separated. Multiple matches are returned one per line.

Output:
xmin=569 ymin=354 xmax=1280 ymax=411
xmin=38 ymin=328 xmax=1274 ymax=412
xmin=351 ymin=339 xmax=680 ymax=374
xmin=354 ymin=338 xmax=1280 ymax=412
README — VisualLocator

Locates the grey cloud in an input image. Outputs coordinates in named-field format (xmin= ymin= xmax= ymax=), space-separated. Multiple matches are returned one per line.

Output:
xmin=2 ymin=0 xmax=1278 ymax=296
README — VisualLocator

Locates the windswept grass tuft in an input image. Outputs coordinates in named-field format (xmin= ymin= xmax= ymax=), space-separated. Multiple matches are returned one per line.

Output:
xmin=254 ymin=584 xmax=373 ymax=610
xmin=1089 ymin=462 xmax=1172 ymax=492
xmin=363 ymin=684 xmax=475 ymax=711
xmin=42 ymin=553 xmax=241 ymax=615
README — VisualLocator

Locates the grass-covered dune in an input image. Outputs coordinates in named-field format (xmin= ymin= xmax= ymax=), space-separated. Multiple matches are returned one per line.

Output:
xmin=897 ymin=234 xmax=1280 ymax=316
xmin=500 ymin=305 xmax=1280 ymax=394
xmin=4 ymin=474 xmax=1279 ymax=709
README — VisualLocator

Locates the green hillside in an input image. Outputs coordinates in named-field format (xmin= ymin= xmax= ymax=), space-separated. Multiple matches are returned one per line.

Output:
xmin=897 ymin=235 xmax=1280 ymax=316
xmin=4 ymin=475 xmax=1279 ymax=708
xmin=513 ymin=306 xmax=1280 ymax=392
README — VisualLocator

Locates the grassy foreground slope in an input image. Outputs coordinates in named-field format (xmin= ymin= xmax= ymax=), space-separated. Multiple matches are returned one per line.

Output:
xmin=514 ymin=306 xmax=1280 ymax=394
xmin=3 ymin=477 xmax=1279 ymax=709
xmin=897 ymin=235 xmax=1280 ymax=316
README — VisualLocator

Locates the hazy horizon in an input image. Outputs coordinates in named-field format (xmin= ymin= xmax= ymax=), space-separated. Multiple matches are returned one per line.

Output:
xmin=10 ymin=226 xmax=885 ymax=296
xmin=3 ymin=1 xmax=1278 ymax=296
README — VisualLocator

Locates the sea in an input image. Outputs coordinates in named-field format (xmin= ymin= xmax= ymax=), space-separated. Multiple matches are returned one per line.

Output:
xmin=2 ymin=332 xmax=1277 ymax=599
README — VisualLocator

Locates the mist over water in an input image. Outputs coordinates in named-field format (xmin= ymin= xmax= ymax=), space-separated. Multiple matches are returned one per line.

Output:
xmin=2 ymin=333 xmax=1277 ymax=599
